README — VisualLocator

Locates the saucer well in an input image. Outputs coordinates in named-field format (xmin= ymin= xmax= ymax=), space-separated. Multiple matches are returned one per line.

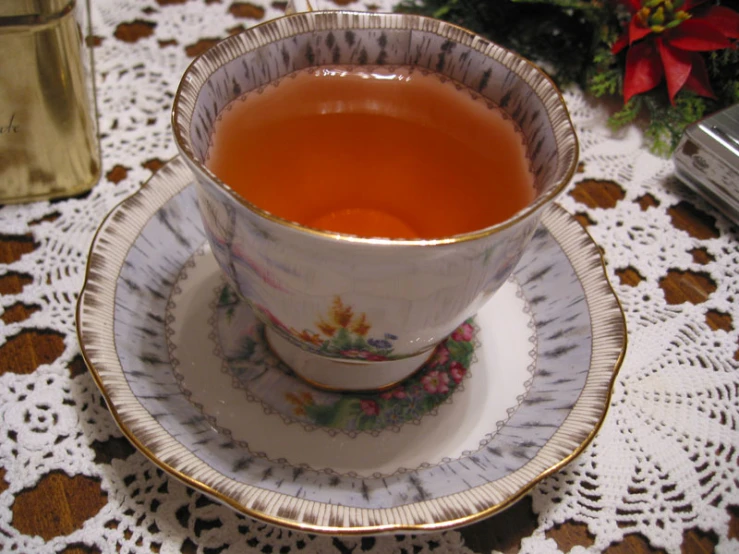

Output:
xmin=77 ymin=156 xmax=626 ymax=534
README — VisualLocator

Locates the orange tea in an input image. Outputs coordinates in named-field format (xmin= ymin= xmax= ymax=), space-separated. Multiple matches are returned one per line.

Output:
xmin=205 ymin=66 xmax=534 ymax=239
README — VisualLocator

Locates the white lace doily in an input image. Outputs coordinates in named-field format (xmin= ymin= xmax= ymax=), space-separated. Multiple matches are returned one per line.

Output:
xmin=0 ymin=1 xmax=737 ymax=553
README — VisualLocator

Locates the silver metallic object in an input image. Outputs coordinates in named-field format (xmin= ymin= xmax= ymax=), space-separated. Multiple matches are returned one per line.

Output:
xmin=674 ymin=104 xmax=739 ymax=223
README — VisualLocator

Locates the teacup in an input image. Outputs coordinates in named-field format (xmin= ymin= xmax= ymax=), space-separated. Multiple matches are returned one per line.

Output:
xmin=172 ymin=11 xmax=578 ymax=391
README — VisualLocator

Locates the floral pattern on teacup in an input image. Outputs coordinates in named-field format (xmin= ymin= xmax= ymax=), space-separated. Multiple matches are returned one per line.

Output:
xmin=216 ymin=284 xmax=477 ymax=434
xmin=280 ymin=335 xmax=474 ymax=433
xmin=254 ymin=296 xmax=401 ymax=361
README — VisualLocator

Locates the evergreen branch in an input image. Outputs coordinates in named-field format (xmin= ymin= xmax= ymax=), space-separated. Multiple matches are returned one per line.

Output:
xmin=609 ymin=97 xmax=642 ymax=130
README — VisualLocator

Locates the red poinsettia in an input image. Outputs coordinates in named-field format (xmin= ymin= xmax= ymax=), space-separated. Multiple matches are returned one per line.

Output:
xmin=612 ymin=0 xmax=739 ymax=104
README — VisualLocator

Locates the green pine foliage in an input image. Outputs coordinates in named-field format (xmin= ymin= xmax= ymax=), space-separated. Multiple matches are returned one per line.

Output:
xmin=396 ymin=0 xmax=611 ymax=85
xmin=395 ymin=0 xmax=739 ymax=156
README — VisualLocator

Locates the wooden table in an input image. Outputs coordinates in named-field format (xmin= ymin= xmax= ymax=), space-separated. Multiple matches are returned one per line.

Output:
xmin=2 ymin=177 xmax=734 ymax=553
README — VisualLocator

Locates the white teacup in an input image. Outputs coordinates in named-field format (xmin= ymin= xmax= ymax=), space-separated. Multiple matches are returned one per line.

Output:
xmin=172 ymin=11 xmax=578 ymax=391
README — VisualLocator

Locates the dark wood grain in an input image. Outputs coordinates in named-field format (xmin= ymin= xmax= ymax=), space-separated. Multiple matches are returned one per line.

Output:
xmin=616 ymin=266 xmax=645 ymax=287
xmin=0 ymin=302 xmax=40 ymax=324
xmin=569 ymin=179 xmax=625 ymax=209
xmin=113 ymin=20 xmax=156 ymax=44
xmin=11 ymin=471 xmax=108 ymax=541
xmin=547 ymin=521 xmax=595 ymax=550
xmin=228 ymin=2 xmax=266 ymax=19
xmin=668 ymin=201 xmax=719 ymax=240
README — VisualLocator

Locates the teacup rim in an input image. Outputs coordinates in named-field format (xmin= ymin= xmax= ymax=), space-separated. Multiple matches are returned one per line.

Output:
xmin=172 ymin=10 xmax=579 ymax=246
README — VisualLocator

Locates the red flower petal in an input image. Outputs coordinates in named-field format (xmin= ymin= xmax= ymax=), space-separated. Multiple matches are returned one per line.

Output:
xmin=683 ymin=0 xmax=708 ymax=10
xmin=658 ymin=39 xmax=693 ymax=104
xmin=683 ymin=54 xmax=716 ymax=99
xmin=629 ymin=16 xmax=653 ymax=44
xmin=666 ymin=20 xmax=732 ymax=51
xmin=701 ymin=6 xmax=739 ymax=39
xmin=612 ymin=32 xmax=629 ymax=54
xmin=623 ymin=40 xmax=664 ymax=103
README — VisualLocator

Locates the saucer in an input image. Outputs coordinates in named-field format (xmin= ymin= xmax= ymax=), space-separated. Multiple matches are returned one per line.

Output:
xmin=77 ymin=157 xmax=626 ymax=534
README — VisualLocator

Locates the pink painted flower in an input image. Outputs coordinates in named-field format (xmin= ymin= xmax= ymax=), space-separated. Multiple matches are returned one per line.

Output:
xmin=380 ymin=387 xmax=407 ymax=400
xmin=430 ymin=345 xmax=449 ymax=367
xmin=451 ymin=322 xmax=474 ymax=342
xmin=360 ymin=399 xmax=380 ymax=416
xmin=421 ymin=370 xmax=450 ymax=395
xmin=450 ymin=361 xmax=466 ymax=384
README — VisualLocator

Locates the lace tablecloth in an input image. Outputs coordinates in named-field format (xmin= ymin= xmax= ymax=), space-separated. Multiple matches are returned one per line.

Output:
xmin=0 ymin=1 xmax=737 ymax=552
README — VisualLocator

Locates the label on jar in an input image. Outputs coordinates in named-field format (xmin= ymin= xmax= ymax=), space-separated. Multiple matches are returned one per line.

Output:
xmin=0 ymin=114 xmax=20 ymax=134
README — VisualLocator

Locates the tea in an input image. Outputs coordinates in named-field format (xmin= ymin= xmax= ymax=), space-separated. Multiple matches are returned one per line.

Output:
xmin=206 ymin=66 xmax=534 ymax=239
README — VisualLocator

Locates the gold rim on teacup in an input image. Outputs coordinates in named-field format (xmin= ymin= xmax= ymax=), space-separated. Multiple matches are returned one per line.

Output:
xmin=172 ymin=11 xmax=578 ymax=247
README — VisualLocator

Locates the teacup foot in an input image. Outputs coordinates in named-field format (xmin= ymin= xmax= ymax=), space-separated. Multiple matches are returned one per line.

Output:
xmin=265 ymin=326 xmax=435 ymax=392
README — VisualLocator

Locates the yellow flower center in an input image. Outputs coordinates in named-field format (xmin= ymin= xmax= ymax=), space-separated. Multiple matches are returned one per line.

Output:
xmin=637 ymin=0 xmax=691 ymax=33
